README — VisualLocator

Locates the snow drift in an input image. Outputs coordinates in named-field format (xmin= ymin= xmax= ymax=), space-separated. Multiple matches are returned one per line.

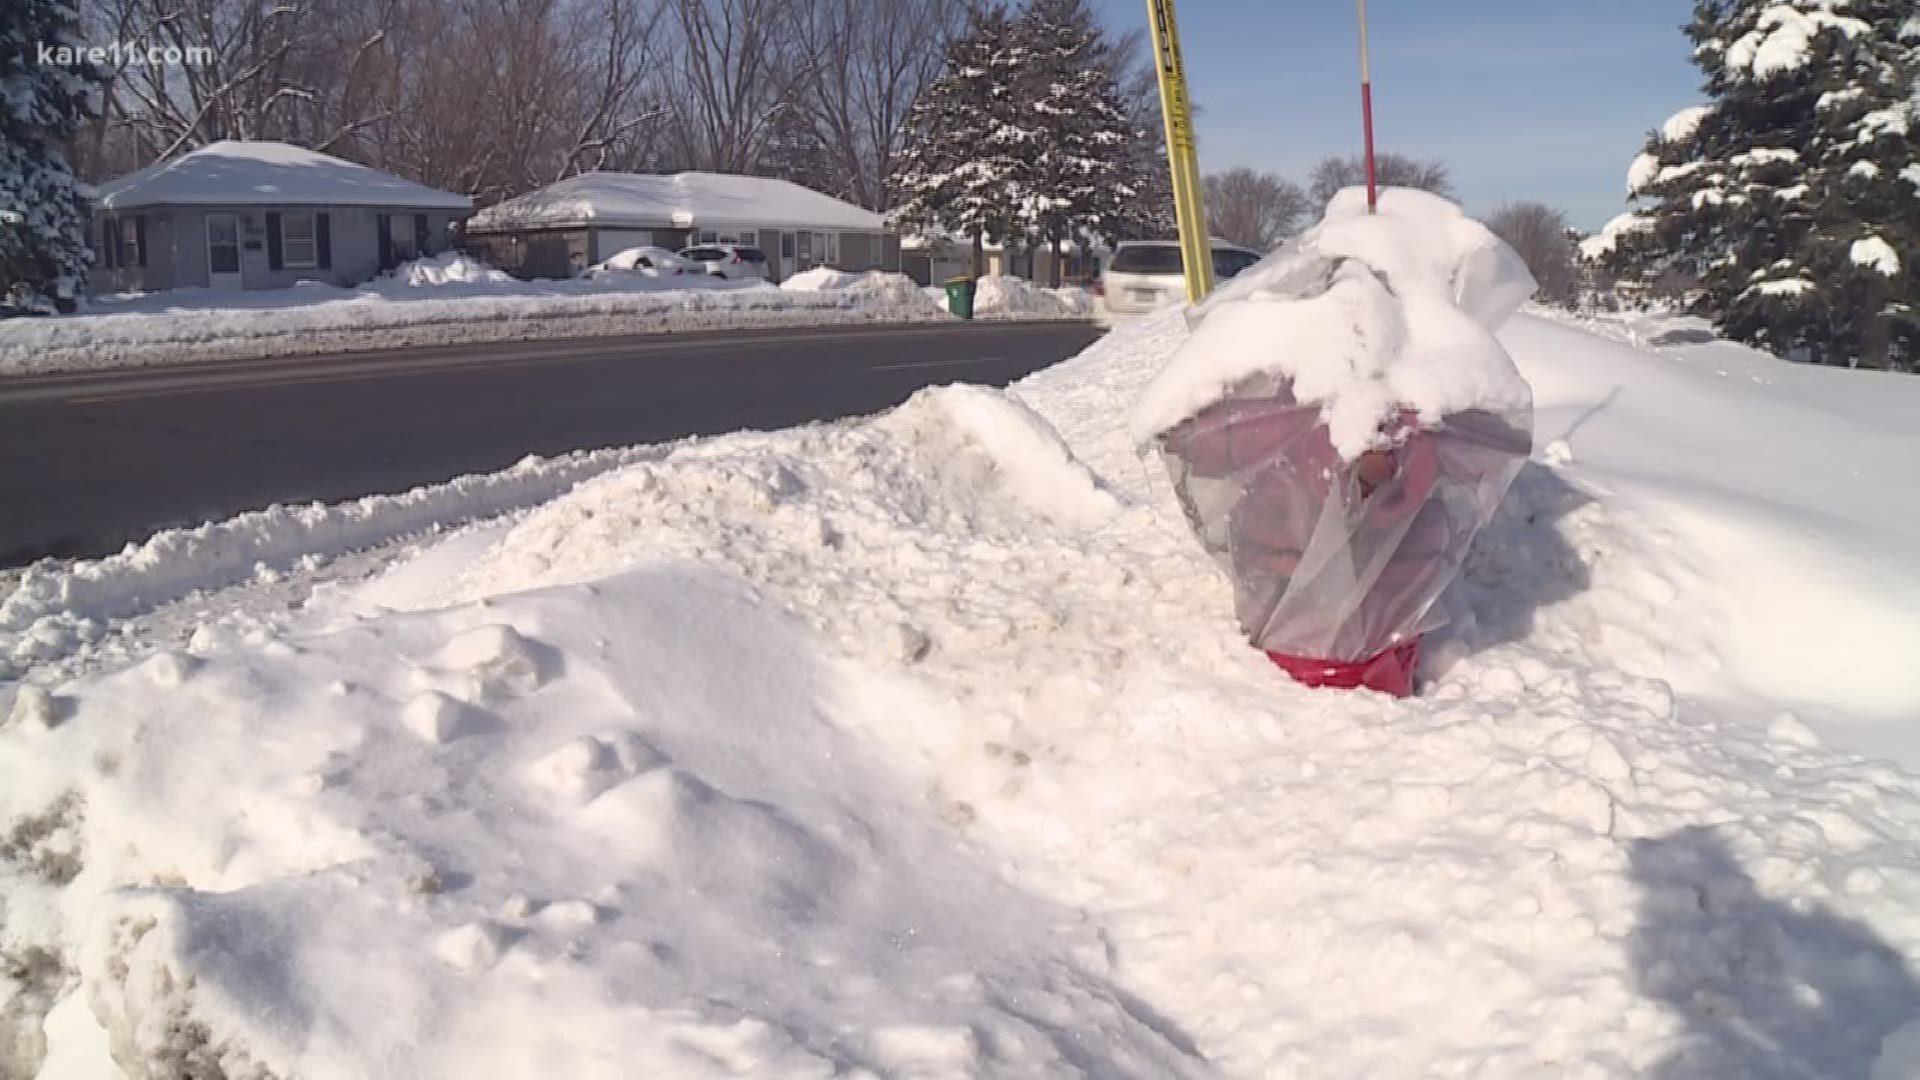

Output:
xmin=5 ymin=279 xmax=1920 ymax=1076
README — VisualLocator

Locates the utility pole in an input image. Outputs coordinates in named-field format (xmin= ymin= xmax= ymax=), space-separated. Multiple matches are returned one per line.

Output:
xmin=1145 ymin=0 xmax=1212 ymax=302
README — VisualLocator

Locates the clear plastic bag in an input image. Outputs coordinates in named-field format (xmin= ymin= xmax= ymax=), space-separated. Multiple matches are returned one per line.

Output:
xmin=1159 ymin=372 xmax=1530 ymax=666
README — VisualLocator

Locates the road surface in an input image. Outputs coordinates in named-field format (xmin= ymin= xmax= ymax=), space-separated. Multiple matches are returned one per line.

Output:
xmin=0 ymin=321 xmax=1104 ymax=565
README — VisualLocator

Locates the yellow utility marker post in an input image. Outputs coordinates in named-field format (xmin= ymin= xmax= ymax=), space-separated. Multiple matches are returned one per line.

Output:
xmin=1145 ymin=0 xmax=1212 ymax=302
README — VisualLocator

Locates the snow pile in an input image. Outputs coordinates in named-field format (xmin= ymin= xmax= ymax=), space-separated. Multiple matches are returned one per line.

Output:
xmin=967 ymin=276 xmax=1094 ymax=319
xmin=1 ymin=569 xmax=1206 ymax=1079
xmin=395 ymin=252 xmax=516 ymax=287
xmin=778 ymin=268 xmax=929 ymax=306
xmin=1131 ymin=187 xmax=1535 ymax=457
xmin=0 ymin=272 xmax=950 ymax=376
xmin=0 ymin=446 xmax=667 ymax=684
xmin=7 ymin=299 xmax=1920 ymax=1078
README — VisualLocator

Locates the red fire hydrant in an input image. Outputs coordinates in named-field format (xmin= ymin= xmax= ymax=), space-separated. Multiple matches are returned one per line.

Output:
xmin=1158 ymin=379 xmax=1530 ymax=697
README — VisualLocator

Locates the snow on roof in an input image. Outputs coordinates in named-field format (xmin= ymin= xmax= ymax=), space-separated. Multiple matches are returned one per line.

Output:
xmin=93 ymin=141 xmax=472 ymax=212
xmin=467 ymin=172 xmax=885 ymax=234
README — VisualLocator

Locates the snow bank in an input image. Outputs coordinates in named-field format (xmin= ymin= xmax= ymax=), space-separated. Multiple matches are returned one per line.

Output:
xmin=1130 ymin=187 xmax=1535 ymax=457
xmin=394 ymin=252 xmax=516 ymax=287
xmin=1 ymin=570 xmax=1206 ymax=1079
xmin=0 ymin=446 xmax=667 ymax=684
xmin=969 ymin=276 xmax=1095 ymax=320
xmin=778 ymin=267 xmax=928 ymax=305
xmin=7 ymin=298 xmax=1920 ymax=1079
xmin=0 ymin=271 xmax=949 ymax=377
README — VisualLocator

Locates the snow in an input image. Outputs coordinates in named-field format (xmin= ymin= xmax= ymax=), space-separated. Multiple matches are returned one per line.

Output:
xmin=586 ymin=245 xmax=698 ymax=277
xmin=395 ymin=252 xmax=515 ymax=286
xmin=1748 ymin=277 xmax=1814 ymax=296
xmin=1626 ymin=151 xmax=1660 ymax=195
xmin=1907 ymin=164 xmax=1920 ymax=190
xmin=91 ymin=141 xmax=471 ymax=212
xmin=1852 ymin=160 xmax=1885 ymax=179
xmin=7 ymin=299 xmax=1920 ymax=1079
xmin=0 ymin=264 xmax=954 ymax=376
xmin=1852 ymin=235 xmax=1902 ymax=275
xmin=466 ymin=171 xmax=884 ymax=233
xmin=1579 ymin=212 xmax=1651 ymax=260
xmin=1660 ymin=104 xmax=1713 ymax=143
xmin=1130 ymin=187 xmax=1535 ymax=457
xmin=1725 ymin=4 xmax=1873 ymax=78
xmin=1731 ymin=146 xmax=1799 ymax=166
xmin=931 ymin=275 xmax=1094 ymax=319
xmin=776 ymin=267 xmax=926 ymax=302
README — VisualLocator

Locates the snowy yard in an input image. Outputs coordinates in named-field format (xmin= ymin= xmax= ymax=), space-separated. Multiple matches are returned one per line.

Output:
xmin=0 ymin=258 xmax=1090 ymax=377
xmin=5 ymin=227 xmax=1920 ymax=1076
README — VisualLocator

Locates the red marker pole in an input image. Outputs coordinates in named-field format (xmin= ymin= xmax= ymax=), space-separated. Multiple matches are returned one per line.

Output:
xmin=1357 ymin=0 xmax=1378 ymax=212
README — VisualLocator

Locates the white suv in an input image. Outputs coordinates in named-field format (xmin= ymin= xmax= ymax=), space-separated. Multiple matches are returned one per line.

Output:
xmin=1098 ymin=240 xmax=1263 ymax=318
xmin=678 ymin=244 xmax=771 ymax=281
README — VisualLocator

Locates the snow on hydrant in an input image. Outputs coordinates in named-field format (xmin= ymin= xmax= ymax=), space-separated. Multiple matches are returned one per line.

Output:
xmin=1131 ymin=189 xmax=1537 ymax=697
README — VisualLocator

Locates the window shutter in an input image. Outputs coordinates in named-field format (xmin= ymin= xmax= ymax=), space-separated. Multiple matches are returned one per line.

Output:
xmin=105 ymin=217 xmax=119 ymax=269
xmin=414 ymin=213 xmax=430 ymax=253
xmin=267 ymin=213 xmax=284 ymax=270
xmin=134 ymin=216 xmax=148 ymax=268
xmin=376 ymin=214 xmax=392 ymax=268
xmin=316 ymin=212 xmax=332 ymax=269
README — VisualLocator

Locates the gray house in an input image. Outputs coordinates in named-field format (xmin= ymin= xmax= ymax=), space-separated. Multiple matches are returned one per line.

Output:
xmin=89 ymin=141 xmax=472 ymax=294
xmin=462 ymin=171 xmax=897 ymax=282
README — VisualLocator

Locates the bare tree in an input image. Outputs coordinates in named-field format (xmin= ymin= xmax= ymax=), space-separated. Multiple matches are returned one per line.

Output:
xmin=1307 ymin=152 xmax=1454 ymax=212
xmin=1203 ymin=168 xmax=1306 ymax=250
xmin=1484 ymin=202 xmax=1578 ymax=306
xmin=79 ymin=0 xmax=672 ymax=203
xmin=785 ymin=0 xmax=964 ymax=208
xmin=662 ymin=0 xmax=815 ymax=174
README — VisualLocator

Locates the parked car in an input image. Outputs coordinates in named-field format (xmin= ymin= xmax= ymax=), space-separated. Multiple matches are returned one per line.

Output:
xmin=1096 ymin=240 xmax=1263 ymax=317
xmin=678 ymin=244 xmax=770 ymax=281
xmin=584 ymin=245 xmax=696 ymax=279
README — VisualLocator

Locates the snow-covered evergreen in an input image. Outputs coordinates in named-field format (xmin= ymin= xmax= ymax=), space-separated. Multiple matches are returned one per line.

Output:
xmin=887 ymin=4 xmax=1025 ymax=276
xmin=1 ymin=0 xmax=101 ymax=310
xmin=890 ymin=0 xmax=1161 ymax=280
xmin=1005 ymin=0 xmax=1150 ymax=284
xmin=1604 ymin=0 xmax=1919 ymax=370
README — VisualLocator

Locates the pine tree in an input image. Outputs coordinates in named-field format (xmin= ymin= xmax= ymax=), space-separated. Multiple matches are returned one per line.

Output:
xmin=1 ymin=0 xmax=103 ymax=310
xmin=1006 ymin=0 xmax=1150 ymax=286
xmin=1606 ymin=0 xmax=1919 ymax=370
xmin=888 ymin=4 xmax=1025 ymax=277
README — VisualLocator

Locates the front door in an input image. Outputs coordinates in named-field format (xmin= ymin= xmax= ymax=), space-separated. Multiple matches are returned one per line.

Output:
xmin=206 ymin=213 xmax=243 ymax=289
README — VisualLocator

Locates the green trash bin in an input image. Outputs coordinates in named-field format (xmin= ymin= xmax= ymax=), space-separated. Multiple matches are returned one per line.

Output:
xmin=943 ymin=276 xmax=977 ymax=320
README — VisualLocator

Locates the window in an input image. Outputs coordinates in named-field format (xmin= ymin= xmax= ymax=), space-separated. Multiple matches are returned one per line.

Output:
xmin=1110 ymin=243 xmax=1183 ymax=274
xmin=282 ymin=213 xmax=317 ymax=268
xmin=1212 ymin=249 xmax=1261 ymax=279
xmin=780 ymin=232 xmax=795 ymax=259
xmin=118 ymin=216 xmax=144 ymax=268
xmin=697 ymin=229 xmax=719 ymax=245
xmin=824 ymin=233 xmax=840 ymax=265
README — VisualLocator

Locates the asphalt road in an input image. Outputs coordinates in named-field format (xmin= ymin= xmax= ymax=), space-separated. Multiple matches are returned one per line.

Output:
xmin=0 ymin=321 xmax=1104 ymax=566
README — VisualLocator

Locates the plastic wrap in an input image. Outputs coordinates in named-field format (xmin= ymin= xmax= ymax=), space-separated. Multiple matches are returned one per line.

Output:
xmin=1159 ymin=372 xmax=1530 ymax=669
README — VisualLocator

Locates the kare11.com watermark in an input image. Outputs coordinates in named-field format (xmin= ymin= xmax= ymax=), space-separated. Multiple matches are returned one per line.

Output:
xmin=35 ymin=39 xmax=214 ymax=68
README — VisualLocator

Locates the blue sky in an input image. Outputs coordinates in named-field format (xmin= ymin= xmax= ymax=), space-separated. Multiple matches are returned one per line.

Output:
xmin=1087 ymin=0 xmax=1706 ymax=229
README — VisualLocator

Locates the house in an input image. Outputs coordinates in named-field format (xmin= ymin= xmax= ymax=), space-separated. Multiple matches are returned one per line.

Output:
xmin=89 ymin=141 xmax=472 ymax=294
xmin=462 ymin=172 xmax=896 ymax=282
xmin=898 ymin=229 xmax=1106 ymax=287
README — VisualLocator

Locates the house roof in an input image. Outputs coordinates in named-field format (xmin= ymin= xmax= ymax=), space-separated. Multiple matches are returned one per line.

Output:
xmin=93 ymin=141 xmax=472 ymax=212
xmin=466 ymin=172 xmax=885 ymax=234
